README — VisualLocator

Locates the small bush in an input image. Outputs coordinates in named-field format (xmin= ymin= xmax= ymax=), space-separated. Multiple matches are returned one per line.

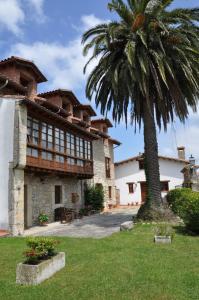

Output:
xmin=167 ymin=188 xmax=199 ymax=233
xmin=38 ymin=213 xmax=49 ymax=224
xmin=154 ymin=223 xmax=174 ymax=238
xmin=84 ymin=185 xmax=104 ymax=211
xmin=24 ymin=237 xmax=59 ymax=265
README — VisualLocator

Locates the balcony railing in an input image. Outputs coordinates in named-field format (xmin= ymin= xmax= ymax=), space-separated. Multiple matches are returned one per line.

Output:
xmin=26 ymin=156 xmax=93 ymax=176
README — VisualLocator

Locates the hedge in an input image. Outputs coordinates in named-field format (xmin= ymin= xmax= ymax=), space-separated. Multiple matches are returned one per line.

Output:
xmin=167 ymin=188 xmax=199 ymax=233
xmin=84 ymin=185 xmax=104 ymax=211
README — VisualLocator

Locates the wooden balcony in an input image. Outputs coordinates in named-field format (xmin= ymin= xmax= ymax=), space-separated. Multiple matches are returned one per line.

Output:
xmin=26 ymin=156 xmax=94 ymax=179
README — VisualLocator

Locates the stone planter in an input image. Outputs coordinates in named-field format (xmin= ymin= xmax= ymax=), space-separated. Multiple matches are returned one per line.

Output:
xmin=154 ymin=236 xmax=172 ymax=244
xmin=16 ymin=252 xmax=65 ymax=285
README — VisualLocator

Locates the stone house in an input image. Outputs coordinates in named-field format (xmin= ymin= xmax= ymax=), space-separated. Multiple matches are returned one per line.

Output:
xmin=0 ymin=56 xmax=120 ymax=235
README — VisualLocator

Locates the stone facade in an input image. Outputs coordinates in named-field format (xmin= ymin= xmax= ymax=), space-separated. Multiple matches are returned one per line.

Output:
xmin=90 ymin=138 xmax=116 ymax=207
xmin=8 ymin=101 xmax=27 ymax=235
xmin=24 ymin=174 xmax=85 ymax=226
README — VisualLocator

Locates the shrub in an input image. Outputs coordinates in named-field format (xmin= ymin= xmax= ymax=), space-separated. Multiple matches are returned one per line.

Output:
xmin=38 ymin=213 xmax=49 ymax=224
xmin=154 ymin=223 xmax=174 ymax=238
xmin=24 ymin=237 xmax=59 ymax=265
xmin=167 ymin=188 xmax=199 ymax=233
xmin=167 ymin=188 xmax=191 ymax=214
xmin=84 ymin=185 xmax=104 ymax=211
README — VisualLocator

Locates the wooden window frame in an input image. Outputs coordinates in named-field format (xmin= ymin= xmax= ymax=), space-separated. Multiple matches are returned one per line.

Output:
xmin=27 ymin=116 xmax=93 ymax=168
xmin=108 ymin=186 xmax=112 ymax=199
xmin=55 ymin=185 xmax=62 ymax=204
xmin=127 ymin=182 xmax=134 ymax=194
xmin=105 ymin=157 xmax=111 ymax=178
xmin=139 ymin=160 xmax=145 ymax=170
xmin=161 ymin=181 xmax=169 ymax=192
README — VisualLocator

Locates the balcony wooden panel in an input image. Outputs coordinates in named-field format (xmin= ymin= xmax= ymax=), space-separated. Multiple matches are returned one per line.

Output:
xmin=26 ymin=156 xmax=93 ymax=178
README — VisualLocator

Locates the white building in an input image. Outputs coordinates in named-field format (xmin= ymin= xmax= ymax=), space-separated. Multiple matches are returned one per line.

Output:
xmin=115 ymin=147 xmax=189 ymax=205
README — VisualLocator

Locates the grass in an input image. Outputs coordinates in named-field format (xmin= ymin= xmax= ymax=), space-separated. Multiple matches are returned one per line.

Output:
xmin=0 ymin=224 xmax=198 ymax=300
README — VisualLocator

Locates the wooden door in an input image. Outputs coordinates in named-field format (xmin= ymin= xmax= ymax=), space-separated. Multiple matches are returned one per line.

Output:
xmin=140 ymin=182 xmax=147 ymax=203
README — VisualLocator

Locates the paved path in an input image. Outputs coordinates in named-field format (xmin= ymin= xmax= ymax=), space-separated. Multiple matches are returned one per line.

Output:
xmin=25 ymin=208 xmax=138 ymax=239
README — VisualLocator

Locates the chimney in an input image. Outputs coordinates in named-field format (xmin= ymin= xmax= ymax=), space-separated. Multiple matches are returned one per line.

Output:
xmin=189 ymin=155 xmax=196 ymax=165
xmin=177 ymin=146 xmax=185 ymax=160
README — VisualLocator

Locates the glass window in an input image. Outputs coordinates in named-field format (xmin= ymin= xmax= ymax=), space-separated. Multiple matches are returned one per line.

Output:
xmin=27 ymin=147 xmax=38 ymax=158
xmin=27 ymin=117 xmax=39 ymax=146
xmin=55 ymin=155 xmax=65 ymax=164
xmin=105 ymin=157 xmax=111 ymax=178
xmin=127 ymin=183 xmax=134 ymax=194
xmin=66 ymin=133 xmax=75 ymax=156
xmin=42 ymin=122 xmax=54 ymax=150
xmin=67 ymin=157 xmax=75 ymax=165
xmin=42 ymin=151 xmax=53 ymax=161
xmin=77 ymin=159 xmax=84 ymax=167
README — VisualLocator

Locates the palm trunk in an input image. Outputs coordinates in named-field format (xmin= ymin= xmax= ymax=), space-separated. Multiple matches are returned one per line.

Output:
xmin=143 ymin=100 xmax=162 ymax=207
xmin=137 ymin=100 xmax=163 ymax=220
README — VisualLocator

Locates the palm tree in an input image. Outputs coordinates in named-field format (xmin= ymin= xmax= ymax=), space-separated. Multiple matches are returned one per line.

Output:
xmin=82 ymin=0 xmax=199 ymax=220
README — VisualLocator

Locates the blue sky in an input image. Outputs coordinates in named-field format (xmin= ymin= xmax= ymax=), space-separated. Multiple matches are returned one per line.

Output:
xmin=0 ymin=0 xmax=198 ymax=162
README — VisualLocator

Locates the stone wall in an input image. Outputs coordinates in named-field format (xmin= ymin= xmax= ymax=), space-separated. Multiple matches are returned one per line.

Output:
xmin=9 ymin=100 xmax=27 ymax=235
xmin=24 ymin=174 xmax=85 ymax=226
xmin=89 ymin=138 xmax=116 ymax=207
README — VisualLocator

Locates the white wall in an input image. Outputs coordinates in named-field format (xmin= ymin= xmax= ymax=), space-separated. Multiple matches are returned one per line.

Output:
xmin=115 ymin=158 xmax=186 ymax=205
xmin=0 ymin=99 xmax=15 ymax=229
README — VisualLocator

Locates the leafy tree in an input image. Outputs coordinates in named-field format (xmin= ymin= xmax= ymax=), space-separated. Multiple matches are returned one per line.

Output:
xmin=82 ymin=0 xmax=199 ymax=220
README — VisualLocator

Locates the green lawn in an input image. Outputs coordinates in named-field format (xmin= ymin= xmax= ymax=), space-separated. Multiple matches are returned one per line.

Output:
xmin=0 ymin=225 xmax=198 ymax=300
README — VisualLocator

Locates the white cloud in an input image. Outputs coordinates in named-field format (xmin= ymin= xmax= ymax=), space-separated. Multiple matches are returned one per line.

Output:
xmin=81 ymin=14 xmax=108 ymax=31
xmin=158 ymin=112 xmax=199 ymax=164
xmin=26 ymin=0 xmax=46 ymax=22
xmin=8 ymin=14 xmax=106 ymax=91
xmin=8 ymin=39 xmax=97 ymax=91
xmin=0 ymin=0 xmax=24 ymax=35
xmin=0 ymin=0 xmax=47 ymax=36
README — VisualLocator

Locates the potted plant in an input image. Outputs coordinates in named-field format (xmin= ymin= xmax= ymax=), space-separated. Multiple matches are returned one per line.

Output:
xmin=38 ymin=213 xmax=49 ymax=226
xmin=16 ymin=237 xmax=65 ymax=285
xmin=154 ymin=223 xmax=174 ymax=244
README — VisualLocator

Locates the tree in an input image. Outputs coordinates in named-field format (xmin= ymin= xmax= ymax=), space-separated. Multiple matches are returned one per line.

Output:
xmin=82 ymin=0 xmax=199 ymax=220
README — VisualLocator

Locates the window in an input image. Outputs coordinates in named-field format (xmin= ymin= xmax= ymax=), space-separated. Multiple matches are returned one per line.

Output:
xmin=55 ymin=155 xmax=65 ymax=163
xmin=76 ymin=137 xmax=84 ymax=158
xmin=139 ymin=160 xmax=144 ymax=170
xmin=55 ymin=186 xmax=62 ymax=204
xmin=105 ymin=157 xmax=111 ymax=178
xmin=77 ymin=159 xmax=84 ymax=167
xmin=127 ymin=183 xmax=134 ymax=194
xmin=66 ymin=133 xmax=75 ymax=156
xmin=67 ymin=157 xmax=75 ymax=165
xmin=27 ymin=117 xmax=39 ymax=145
xmin=42 ymin=151 xmax=53 ymax=161
xmin=27 ymin=147 xmax=38 ymax=157
xmin=108 ymin=186 xmax=112 ymax=199
xmin=26 ymin=117 xmax=93 ymax=168
xmin=41 ymin=122 xmax=53 ymax=150
xmin=85 ymin=140 xmax=92 ymax=160
xmin=55 ymin=128 xmax=65 ymax=153
xmin=161 ymin=181 xmax=169 ymax=192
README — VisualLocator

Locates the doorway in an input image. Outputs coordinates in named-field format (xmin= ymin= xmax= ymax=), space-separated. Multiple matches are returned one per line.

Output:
xmin=140 ymin=182 xmax=147 ymax=203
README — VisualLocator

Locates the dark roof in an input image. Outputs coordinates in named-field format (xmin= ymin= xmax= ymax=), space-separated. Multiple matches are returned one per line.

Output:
xmin=91 ymin=118 xmax=113 ymax=128
xmin=74 ymin=104 xmax=96 ymax=116
xmin=0 ymin=56 xmax=47 ymax=83
xmin=115 ymin=154 xmax=189 ymax=166
xmin=38 ymin=89 xmax=80 ymax=106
